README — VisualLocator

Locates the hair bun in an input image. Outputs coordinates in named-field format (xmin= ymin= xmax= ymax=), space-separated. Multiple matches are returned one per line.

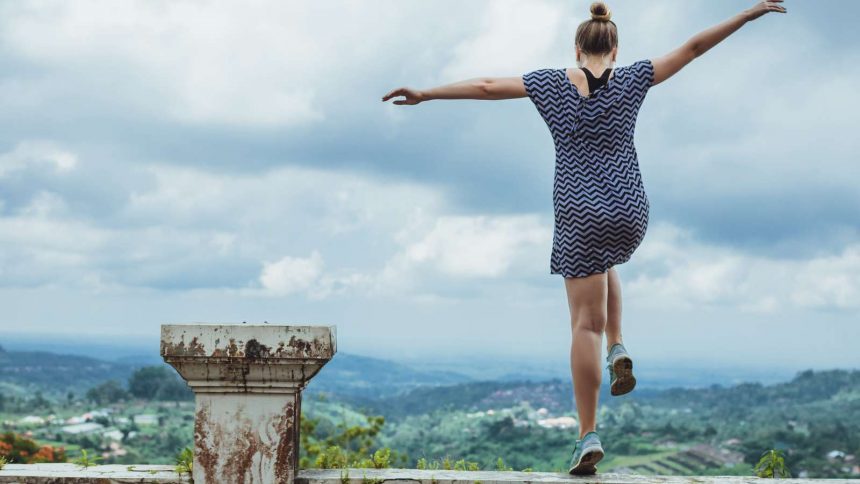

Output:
xmin=590 ymin=2 xmax=612 ymax=22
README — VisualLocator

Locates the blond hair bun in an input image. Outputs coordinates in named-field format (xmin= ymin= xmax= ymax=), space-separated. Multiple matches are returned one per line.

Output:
xmin=590 ymin=2 xmax=612 ymax=22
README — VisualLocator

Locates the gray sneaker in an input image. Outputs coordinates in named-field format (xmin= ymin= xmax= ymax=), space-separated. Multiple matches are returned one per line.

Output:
xmin=606 ymin=343 xmax=636 ymax=396
xmin=568 ymin=431 xmax=604 ymax=475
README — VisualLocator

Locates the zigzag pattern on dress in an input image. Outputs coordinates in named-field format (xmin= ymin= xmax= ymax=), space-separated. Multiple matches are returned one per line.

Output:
xmin=523 ymin=59 xmax=655 ymax=278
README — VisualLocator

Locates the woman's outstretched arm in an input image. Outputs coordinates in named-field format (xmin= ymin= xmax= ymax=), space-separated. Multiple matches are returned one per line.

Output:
xmin=381 ymin=76 xmax=526 ymax=105
xmin=652 ymin=0 xmax=786 ymax=86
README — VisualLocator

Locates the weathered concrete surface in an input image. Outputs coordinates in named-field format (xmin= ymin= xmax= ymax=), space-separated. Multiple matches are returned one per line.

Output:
xmin=0 ymin=464 xmax=188 ymax=483
xmin=2 ymin=467 xmax=853 ymax=484
xmin=297 ymin=468 xmax=859 ymax=484
xmin=194 ymin=393 xmax=301 ymax=484
xmin=161 ymin=324 xmax=336 ymax=484
xmin=161 ymin=325 xmax=336 ymax=361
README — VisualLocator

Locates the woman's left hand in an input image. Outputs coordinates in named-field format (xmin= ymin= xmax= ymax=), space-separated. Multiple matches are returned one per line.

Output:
xmin=744 ymin=0 xmax=787 ymax=21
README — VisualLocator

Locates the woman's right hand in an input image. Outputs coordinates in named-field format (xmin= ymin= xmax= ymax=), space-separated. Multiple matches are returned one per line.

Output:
xmin=744 ymin=0 xmax=787 ymax=21
xmin=381 ymin=87 xmax=426 ymax=105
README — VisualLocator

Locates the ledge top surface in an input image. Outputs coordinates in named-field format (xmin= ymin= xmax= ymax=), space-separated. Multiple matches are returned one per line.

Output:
xmin=160 ymin=324 xmax=336 ymax=359
xmin=297 ymin=468 xmax=856 ymax=484
xmin=2 ymin=466 xmax=850 ymax=483
xmin=0 ymin=464 xmax=189 ymax=482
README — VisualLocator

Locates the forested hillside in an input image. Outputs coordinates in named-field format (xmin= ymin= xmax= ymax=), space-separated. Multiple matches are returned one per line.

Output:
xmin=1 ymin=346 xmax=857 ymax=478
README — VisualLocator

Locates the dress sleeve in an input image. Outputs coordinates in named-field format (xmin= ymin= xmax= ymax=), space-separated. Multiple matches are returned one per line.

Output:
xmin=522 ymin=68 xmax=561 ymax=125
xmin=629 ymin=59 xmax=655 ymax=104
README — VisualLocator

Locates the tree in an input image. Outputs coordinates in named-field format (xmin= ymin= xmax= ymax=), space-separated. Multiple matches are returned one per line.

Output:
xmin=29 ymin=391 xmax=51 ymax=411
xmin=300 ymin=414 xmax=392 ymax=469
xmin=128 ymin=366 xmax=191 ymax=401
xmin=129 ymin=367 xmax=170 ymax=399
xmin=703 ymin=424 xmax=718 ymax=438
xmin=154 ymin=378 xmax=193 ymax=401
xmin=86 ymin=380 xmax=128 ymax=405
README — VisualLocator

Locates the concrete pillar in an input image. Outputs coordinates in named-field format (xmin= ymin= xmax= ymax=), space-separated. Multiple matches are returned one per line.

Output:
xmin=161 ymin=324 xmax=336 ymax=484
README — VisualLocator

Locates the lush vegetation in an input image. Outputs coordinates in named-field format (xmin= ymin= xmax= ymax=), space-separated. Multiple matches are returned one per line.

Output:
xmin=1 ymin=345 xmax=858 ymax=479
xmin=363 ymin=370 xmax=860 ymax=478
xmin=0 ymin=432 xmax=66 ymax=464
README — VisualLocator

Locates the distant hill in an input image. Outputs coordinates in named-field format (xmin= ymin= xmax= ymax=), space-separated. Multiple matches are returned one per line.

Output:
xmin=632 ymin=368 xmax=860 ymax=413
xmin=1 ymin=342 xmax=851 ymax=409
xmin=305 ymin=353 xmax=472 ymax=398
xmin=0 ymin=333 xmax=801 ymax=388
xmin=0 ymin=345 xmax=141 ymax=397
xmin=335 ymin=368 xmax=860 ymax=422
xmin=0 ymin=346 xmax=471 ymax=399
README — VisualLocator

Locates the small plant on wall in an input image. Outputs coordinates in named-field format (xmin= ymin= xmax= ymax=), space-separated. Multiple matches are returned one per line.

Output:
xmin=754 ymin=449 xmax=791 ymax=478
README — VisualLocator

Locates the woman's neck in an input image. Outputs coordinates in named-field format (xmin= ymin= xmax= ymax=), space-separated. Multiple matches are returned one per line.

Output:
xmin=580 ymin=55 xmax=613 ymax=75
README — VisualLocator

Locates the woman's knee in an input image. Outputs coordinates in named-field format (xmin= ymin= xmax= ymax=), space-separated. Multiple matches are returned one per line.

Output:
xmin=565 ymin=271 xmax=609 ymax=334
xmin=573 ymin=307 xmax=608 ymax=333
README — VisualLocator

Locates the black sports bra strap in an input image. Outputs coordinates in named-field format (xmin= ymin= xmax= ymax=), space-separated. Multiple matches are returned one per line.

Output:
xmin=581 ymin=67 xmax=612 ymax=95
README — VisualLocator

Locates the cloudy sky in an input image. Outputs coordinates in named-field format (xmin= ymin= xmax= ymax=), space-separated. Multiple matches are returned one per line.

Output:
xmin=1 ymin=0 xmax=857 ymax=371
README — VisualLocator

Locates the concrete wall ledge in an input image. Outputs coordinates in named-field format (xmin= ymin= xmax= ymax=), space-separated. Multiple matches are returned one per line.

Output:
xmin=0 ymin=464 xmax=189 ymax=483
xmin=2 ymin=465 xmax=856 ymax=483
xmin=298 ymin=469 xmax=858 ymax=483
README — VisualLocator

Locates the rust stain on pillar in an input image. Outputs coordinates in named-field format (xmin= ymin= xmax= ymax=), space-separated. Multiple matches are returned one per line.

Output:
xmin=194 ymin=404 xmax=219 ymax=482
xmin=275 ymin=399 xmax=299 ymax=483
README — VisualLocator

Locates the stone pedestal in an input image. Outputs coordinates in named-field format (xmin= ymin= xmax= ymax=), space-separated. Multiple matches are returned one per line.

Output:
xmin=161 ymin=324 xmax=336 ymax=484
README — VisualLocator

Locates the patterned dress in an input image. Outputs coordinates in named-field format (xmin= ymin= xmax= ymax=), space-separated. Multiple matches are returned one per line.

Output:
xmin=523 ymin=59 xmax=655 ymax=278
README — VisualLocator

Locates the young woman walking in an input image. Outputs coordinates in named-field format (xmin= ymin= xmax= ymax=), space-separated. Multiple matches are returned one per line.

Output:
xmin=382 ymin=0 xmax=785 ymax=475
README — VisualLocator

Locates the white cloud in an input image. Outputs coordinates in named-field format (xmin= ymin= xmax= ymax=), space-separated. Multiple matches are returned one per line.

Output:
xmin=0 ymin=1 xmax=471 ymax=127
xmin=634 ymin=15 xmax=860 ymax=220
xmin=0 ymin=194 xmax=106 ymax=286
xmin=249 ymin=269 xmax=375 ymax=301
xmin=20 ymin=191 xmax=69 ymax=218
xmin=259 ymin=251 xmax=324 ymax=296
xmin=626 ymin=222 xmax=860 ymax=312
xmin=789 ymin=246 xmax=860 ymax=310
xmin=378 ymin=214 xmax=549 ymax=291
xmin=0 ymin=159 xmax=450 ymax=294
xmin=0 ymin=149 xmax=557 ymax=299
xmin=3 ymin=149 xmax=855 ymax=313
xmin=123 ymin=163 xmax=448 ymax=248
xmin=0 ymin=140 xmax=77 ymax=177
xmin=1 ymin=2 xmax=330 ymax=127
xmin=440 ymin=0 xmax=564 ymax=79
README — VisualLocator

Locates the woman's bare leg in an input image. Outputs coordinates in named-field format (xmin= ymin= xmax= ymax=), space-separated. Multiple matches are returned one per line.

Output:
xmin=605 ymin=267 xmax=623 ymax=353
xmin=565 ymin=272 xmax=608 ymax=439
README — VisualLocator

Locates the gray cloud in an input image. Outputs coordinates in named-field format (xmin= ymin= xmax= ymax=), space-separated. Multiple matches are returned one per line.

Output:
xmin=1 ymin=2 xmax=856 ymax=254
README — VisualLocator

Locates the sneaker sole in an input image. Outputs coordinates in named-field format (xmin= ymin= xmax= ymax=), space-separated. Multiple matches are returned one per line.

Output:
xmin=568 ymin=447 xmax=604 ymax=475
xmin=610 ymin=355 xmax=636 ymax=396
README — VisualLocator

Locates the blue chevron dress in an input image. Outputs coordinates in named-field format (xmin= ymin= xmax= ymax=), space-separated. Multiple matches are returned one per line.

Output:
xmin=523 ymin=59 xmax=654 ymax=278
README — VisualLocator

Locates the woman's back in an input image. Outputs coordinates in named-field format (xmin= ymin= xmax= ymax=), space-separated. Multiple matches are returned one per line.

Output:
xmin=522 ymin=59 xmax=655 ymax=278
xmin=523 ymin=59 xmax=654 ymax=148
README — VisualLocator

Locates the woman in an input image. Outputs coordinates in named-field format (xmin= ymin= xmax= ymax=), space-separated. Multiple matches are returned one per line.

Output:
xmin=382 ymin=0 xmax=785 ymax=475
